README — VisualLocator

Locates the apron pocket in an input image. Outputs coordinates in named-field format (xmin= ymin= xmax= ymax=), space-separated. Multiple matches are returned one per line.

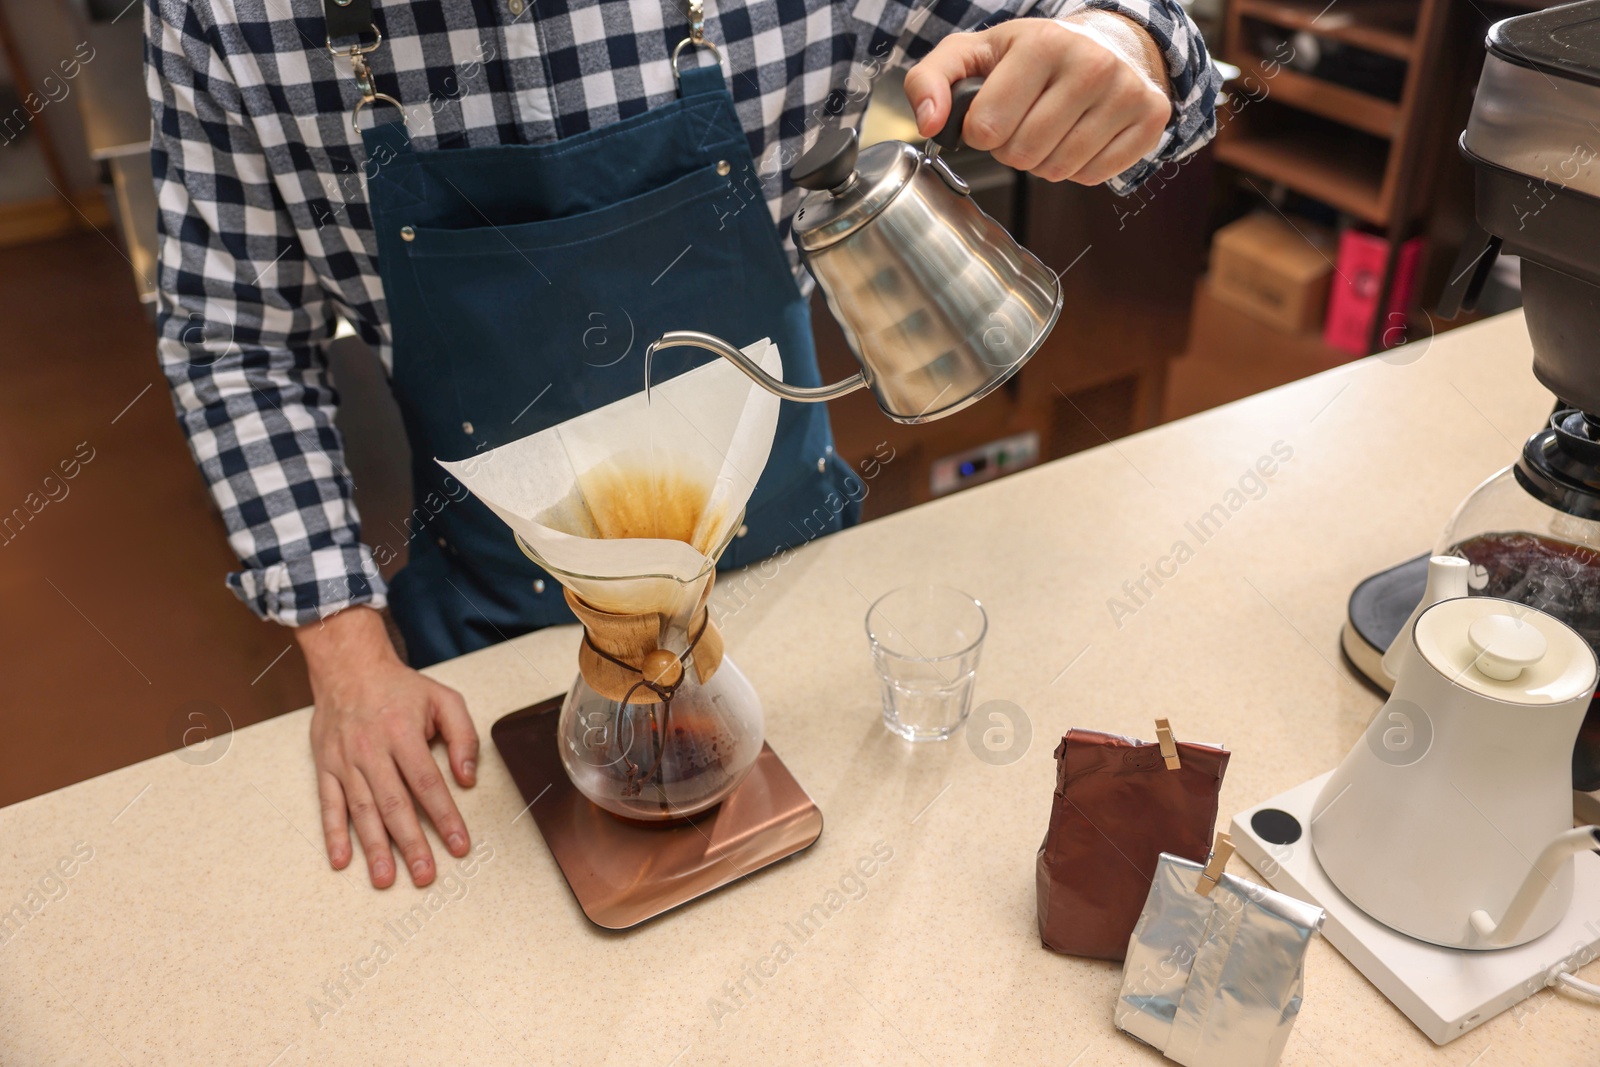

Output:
xmin=396 ymin=163 xmax=746 ymax=449
xmin=400 ymin=165 xmax=729 ymax=258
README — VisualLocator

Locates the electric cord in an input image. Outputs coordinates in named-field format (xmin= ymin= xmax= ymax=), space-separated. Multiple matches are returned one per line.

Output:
xmin=1554 ymin=972 xmax=1600 ymax=998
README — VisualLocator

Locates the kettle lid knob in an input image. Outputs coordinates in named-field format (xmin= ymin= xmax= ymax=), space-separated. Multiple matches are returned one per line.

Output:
xmin=1467 ymin=613 xmax=1548 ymax=680
xmin=791 ymin=127 xmax=859 ymax=191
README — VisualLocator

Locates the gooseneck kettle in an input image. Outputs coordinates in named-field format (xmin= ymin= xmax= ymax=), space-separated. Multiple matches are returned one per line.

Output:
xmin=648 ymin=78 xmax=1064 ymax=424
xmin=1312 ymin=596 xmax=1600 ymax=949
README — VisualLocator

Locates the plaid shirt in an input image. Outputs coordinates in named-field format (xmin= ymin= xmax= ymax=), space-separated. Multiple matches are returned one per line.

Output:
xmin=148 ymin=0 xmax=1220 ymax=628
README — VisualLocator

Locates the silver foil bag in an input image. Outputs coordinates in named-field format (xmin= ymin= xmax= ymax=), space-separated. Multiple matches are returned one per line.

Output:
xmin=1115 ymin=853 xmax=1325 ymax=1067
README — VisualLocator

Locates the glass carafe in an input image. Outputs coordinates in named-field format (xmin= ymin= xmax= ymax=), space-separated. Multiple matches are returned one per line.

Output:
xmin=519 ymin=531 xmax=765 ymax=822
xmin=1437 ymin=409 xmax=1600 ymax=789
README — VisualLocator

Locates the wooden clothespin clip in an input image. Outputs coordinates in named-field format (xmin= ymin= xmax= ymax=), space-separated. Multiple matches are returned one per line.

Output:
xmin=1155 ymin=718 xmax=1181 ymax=770
xmin=1196 ymin=831 xmax=1235 ymax=898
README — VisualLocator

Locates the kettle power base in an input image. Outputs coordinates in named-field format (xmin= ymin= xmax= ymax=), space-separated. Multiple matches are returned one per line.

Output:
xmin=491 ymin=697 xmax=823 ymax=931
xmin=1230 ymin=773 xmax=1600 ymax=1046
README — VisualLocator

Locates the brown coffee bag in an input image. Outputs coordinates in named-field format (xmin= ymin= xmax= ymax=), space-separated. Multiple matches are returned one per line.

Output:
xmin=1036 ymin=727 xmax=1230 ymax=960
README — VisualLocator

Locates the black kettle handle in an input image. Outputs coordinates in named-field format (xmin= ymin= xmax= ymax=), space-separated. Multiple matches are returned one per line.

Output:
xmin=789 ymin=75 xmax=984 ymax=190
xmin=932 ymin=77 xmax=985 ymax=153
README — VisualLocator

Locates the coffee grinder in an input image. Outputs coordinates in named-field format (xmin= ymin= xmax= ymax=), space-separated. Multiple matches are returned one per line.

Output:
xmin=1235 ymin=2 xmax=1600 ymax=1044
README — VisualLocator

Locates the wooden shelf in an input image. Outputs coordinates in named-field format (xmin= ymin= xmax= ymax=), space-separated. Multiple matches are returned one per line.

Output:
xmin=1214 ymin=123 xmax=1388 ymax=224
xmin=1237 ymin=0 xmax=1416 ymax=61
xmin=1236 ymin=58 xmax=1400 ymax=138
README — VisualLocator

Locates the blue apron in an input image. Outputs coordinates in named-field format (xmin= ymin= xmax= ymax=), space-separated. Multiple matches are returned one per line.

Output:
xmin=360 ymin=60 xmax=859 ymax=666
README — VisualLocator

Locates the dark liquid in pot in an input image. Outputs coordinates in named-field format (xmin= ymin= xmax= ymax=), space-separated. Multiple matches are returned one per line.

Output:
xmin=1449 ymin=531 xmax=1600 ymax=790
xmin=1452 ymin=532 xmax=1600 ymax=645
xmin=599 ymin=704 xmax=737 ymax=814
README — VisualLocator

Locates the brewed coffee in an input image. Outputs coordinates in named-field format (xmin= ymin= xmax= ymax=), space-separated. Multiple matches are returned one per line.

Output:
xmin=1451 ymin=531 xmax=1600 ymax=788
xmin=1452 ymin=532 xmax=1600 ymax=646
xmin=564 ymin=701 xmax=748 ymax=818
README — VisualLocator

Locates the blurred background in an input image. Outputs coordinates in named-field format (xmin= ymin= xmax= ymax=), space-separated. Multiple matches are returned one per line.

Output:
xmin=0 ymin=0 xmax=1536 ymax=806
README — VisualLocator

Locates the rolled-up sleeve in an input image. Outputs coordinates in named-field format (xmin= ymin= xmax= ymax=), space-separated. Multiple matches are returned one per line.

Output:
xmin=1066 ymin=0 xmax=1221 ymax=193
xmin=147 ymin=0 xmax=385 ymax=626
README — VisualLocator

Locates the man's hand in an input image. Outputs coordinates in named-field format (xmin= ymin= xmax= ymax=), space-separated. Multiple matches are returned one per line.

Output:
xmin=905 ymin=13 xmax=1173 ymax=186
xmin=298 ymin=606 xmax=478 ymax=888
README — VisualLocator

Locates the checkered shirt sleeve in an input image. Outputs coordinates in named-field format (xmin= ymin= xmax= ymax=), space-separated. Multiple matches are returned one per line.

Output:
xmin=149 ymin=0 xmax=382 ymax=627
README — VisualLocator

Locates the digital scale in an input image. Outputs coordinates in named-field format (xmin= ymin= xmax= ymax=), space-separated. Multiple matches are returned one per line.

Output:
xmin=493 ymin=696 xmax=823 ymax=930
xmin=1231 ymin=774 xmax=1600 ymax=1045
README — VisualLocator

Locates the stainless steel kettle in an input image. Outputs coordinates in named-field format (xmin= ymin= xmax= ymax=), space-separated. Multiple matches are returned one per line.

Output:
xmin=648 ymin=79 xmax=1063 ymax=424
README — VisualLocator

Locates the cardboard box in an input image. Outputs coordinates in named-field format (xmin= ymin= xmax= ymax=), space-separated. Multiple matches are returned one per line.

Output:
xmin=1207 ymin=213 xmax=1336 ymax=333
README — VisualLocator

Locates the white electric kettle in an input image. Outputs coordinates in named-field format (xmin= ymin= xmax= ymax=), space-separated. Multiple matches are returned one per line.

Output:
xmin=1311 ymin=594 xmax=1600 ymax=949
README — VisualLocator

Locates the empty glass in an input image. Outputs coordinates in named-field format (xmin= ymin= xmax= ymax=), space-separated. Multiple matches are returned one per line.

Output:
xmin=866 ymin=585 xmax=987 ymax=741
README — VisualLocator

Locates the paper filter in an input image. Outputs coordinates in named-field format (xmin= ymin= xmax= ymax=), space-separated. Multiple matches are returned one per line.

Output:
xmin=438 ymin=339 xmax=784 ymax=621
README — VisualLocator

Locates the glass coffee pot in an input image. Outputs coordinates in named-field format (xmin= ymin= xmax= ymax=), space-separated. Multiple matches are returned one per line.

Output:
xmin=1437 ymin=408 xmax=1600 ymax=789
xmin=440 ymin=336 xmax=789 ymax=823
xmin=518 ymin=524 xmax=765 ymax=822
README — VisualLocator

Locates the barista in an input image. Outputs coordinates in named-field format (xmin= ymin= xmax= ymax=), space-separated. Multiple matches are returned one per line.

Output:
xmin=149 ymin=0 xmax=1219 ymax=889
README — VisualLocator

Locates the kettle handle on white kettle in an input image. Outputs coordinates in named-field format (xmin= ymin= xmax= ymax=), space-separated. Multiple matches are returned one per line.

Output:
xmin=645 ymin=330 xmax=866 ymax=403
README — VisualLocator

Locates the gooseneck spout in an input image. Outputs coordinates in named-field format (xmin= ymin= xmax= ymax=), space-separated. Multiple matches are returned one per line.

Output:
xmin=646 ymin=331 xmax=865 ymax=404
xmin=1469 ymin=826 xmax=1600 ymax=946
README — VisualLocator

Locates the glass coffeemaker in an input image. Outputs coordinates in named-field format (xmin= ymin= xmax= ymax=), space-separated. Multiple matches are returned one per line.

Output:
xmin=1346 ymin=2 xmax=1600 ymax=794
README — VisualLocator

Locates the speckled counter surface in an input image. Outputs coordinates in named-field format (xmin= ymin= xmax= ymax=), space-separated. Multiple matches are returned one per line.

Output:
xmin=3 ymin=311 xmax=1594 ymax=1065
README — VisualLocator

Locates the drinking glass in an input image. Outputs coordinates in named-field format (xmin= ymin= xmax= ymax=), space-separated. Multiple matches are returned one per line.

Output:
xmin=865 ymin=585 xmax=987 ymax=741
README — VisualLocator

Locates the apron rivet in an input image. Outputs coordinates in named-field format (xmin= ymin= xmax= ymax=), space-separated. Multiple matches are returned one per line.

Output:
xmin=716 ymin=160 xmax=730 ymax=176
xmin=532 ymin=579 xmax=546 ymax=594
xmin=508 ymin=0 xmax=525 ymax=14
xmin=736 ymin=524 xmax=749 ymax=538
xmin=437 ymin=536 xmax=447 ymax=549
xmin=817 ymin=456 xmax=827 ymax=472
xmin=462 ymin=420 xmax=474 ymax=435
xmin=400 ymin=225 xmax=415 ymax=242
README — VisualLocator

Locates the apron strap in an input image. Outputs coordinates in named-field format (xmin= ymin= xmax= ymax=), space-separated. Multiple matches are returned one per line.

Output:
xmin=677 ymin=62 xmax=729 ymax=100
xmin=362 ymin=116 xmax=413 ymax=158
xmin=324 ymin=0 xmax=377 ymax=42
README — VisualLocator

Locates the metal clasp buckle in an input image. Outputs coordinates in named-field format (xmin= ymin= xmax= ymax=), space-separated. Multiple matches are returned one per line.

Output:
xmin=671 ymin=0 xmax=721 ymax=84
xmin=325 ymin=23 xmax=383 ymax=59
xmin=327 ymin=23 xmax=405 ymax=131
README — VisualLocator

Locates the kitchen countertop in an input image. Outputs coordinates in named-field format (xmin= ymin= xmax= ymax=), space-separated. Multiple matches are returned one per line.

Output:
xmin=3 ymin=310 xmax=1594 ymax=1065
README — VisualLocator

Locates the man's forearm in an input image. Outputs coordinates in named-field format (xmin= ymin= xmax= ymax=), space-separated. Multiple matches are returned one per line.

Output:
xmin=295 ymin=605 xmax=400 ymax=674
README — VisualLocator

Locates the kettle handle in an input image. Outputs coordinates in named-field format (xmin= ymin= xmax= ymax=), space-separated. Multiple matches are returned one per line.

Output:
xmin=645 ymin=330 xmax=866 ymax=403
xmin=931 ymin=77 xmax=985 ymax=154
xmin=790 ymin=77 xmax=983 ymax=192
